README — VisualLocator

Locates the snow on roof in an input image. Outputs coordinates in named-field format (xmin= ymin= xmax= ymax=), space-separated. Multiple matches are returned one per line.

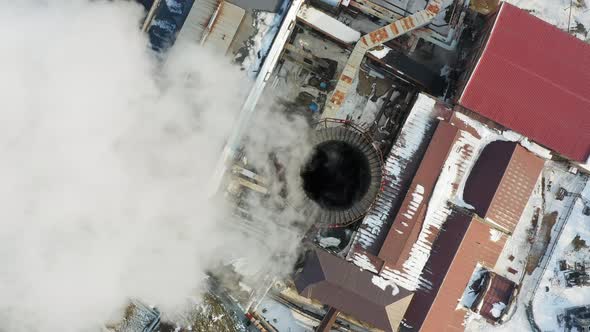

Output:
xmin=371 ymin=275 xmax=401 ymax=296
xmin=490 ymin=302 xmax=507 ymax=318
xmin=459 ymin=2 xmax=590 ymax=162
xmin=402 ymin=215 xmax=507 ymax=331
xmin=296 ymin=250 xmax=414 ymax=332
xmin=380 ymin=128 xmax=479 ymax=291
xmin=465 ymin=163 xmax=588 ymax=331
xmin=349 ymin=94 xmax=437 ymax=257
xmin=458 ymin=264 xmax=486 ymax=309
xmin=297 ymin=5 xmax=361 ymax=43
xmin=241 ymin=11 xmax=280 ymax=77
xmin=369 ymin=45 xmax=393 ymax=59
xmin=118 ymin=301 xmax=160 ymax=332
xmin=489 ymin=229 xmax=503 ymax=242
xmin=258 ymin=298 xmax=316 ymax=332
xmin=451 ymin=111 xmax=549 ymax=209
xmin=491 ymin=176 xmax=542 ymax=283
xmin=349 ymin=251 xmax=380 ymax=273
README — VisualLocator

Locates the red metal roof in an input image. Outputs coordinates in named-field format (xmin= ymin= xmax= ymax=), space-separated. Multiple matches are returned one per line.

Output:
xmin=403 ymin=212 xmax=507 ymax=332
xmin=478 ymin=273 xmax=516 ymax=322
xmin=379 ymin=121 xmax=461 ymax=269
xmin=459 ymin=2 xmax=590 ymax=162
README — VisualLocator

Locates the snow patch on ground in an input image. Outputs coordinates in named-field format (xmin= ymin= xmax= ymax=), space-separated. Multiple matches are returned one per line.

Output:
xmin=532 ymin=179 xmax=590 ymax=331
xmin=507 ymin=0 xmax=590 ymax=41
xmin=258 ymin=298 xmax=316 ymax=332
xmin=466 ymin=164 xmax=588 ymax=332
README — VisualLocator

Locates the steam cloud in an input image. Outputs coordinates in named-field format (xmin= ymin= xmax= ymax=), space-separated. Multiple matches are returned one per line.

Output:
xmin=0 ymin=1 xmax=310 ymax=331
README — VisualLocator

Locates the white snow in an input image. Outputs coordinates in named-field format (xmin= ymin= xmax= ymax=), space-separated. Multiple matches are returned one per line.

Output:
xmin=459 ymin=264 xmax=486 ymax=309
xmin=503 ymin=130 xmax=553 ymax=160
xmin=490 ymin=229 xmax=504 ymax=242
xmin=507 ymin=0 xmax=590 ymax=41
xmin=350 ymin=252 xmax=379 ymax=273
xmin=381 ymin=129 xmax=478 ymax=291
xmin=319 ymin=237 xmax=341 ymax=248
xmin=349 ymin=94 xmax=437 ymax=256
xmin=490 ymin=302 xmax=507 ymax=318
xmin=258 ymin=298 xmax=316 ymax=332
xmin=371 ymin=275 xmax=401 ymax=296
xmin=531 ymin=179 xmax=590 ymax=331
xmin=241 ymin=11 xmax=280 ymax=78
xmin=165 ymin=0 xmax=182 ymax=14
xmin=297 ymin=5 xmax=361 ymax=43
xmin=401 ymin=184 xmax=425 ymax=222
xmin=466 ymin=165 xmax=589 ymax=332
xmin=492 ymin=175 xmax=542 ymax=283
xmin=369 ymin=45 xmax=392 ymax=59
xmin=336 ymin=75 xmax=370 ymax=122
xmin=150 ymin=19 xmax=175 ymax=32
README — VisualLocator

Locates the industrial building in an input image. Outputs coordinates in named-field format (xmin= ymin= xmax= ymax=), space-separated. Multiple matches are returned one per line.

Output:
xmin=463 ymin=141 xmax=545 ymax=234
xmin=295 ymin=249 xmax=414 ymax=331
xmin=133 ymin=0 xmax=590 ymax=331
xmin=455 ymin=2 xmax=590 ymax=163
xmin=292 ymin=100 xmax=544 ymax=330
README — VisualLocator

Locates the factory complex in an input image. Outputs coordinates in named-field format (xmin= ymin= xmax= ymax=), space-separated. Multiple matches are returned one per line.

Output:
xmin=120 ymin=0 xmax=590 ymax=331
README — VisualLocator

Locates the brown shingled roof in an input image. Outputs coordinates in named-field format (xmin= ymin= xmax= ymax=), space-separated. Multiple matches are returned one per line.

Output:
xmin=295 ymin=249 xmax=413 ymax=331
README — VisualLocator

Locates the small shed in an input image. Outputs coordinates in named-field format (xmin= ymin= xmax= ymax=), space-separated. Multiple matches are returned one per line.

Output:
xmin=477 ymin=273 xmax=516 ymax=323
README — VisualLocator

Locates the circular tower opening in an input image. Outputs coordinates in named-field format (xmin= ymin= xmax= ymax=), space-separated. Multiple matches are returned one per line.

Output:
xmin=301 ymin=140 xmax=371 ymax=210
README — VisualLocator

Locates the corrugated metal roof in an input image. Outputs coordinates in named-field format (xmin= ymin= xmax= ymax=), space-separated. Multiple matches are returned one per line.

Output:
xmin=478 ymin=273 xmax=515 ymax=322
xmin=459 ymin=2 xmax=590 ymax=162
xmin=349 ymin=94 xmax=440 ymax=262
xmin=402 ymin=212 xmax=507 ymax=332
xmin=202 ymin=2 xmax=245 ymax=53
xmin=295 ymin=249 xmax=414 ymax=332
xmin=175 ymin=0 xmax=219 ymax=45
xmin=485 ymin=144 xmax=544 ymax=232
xmin=464 ymin=141 xmax=544 ymax=233
xmin=378 ymin=121 xmax=460 ymax=269
xmin=463 ymin=141 xmax=515 ymax=218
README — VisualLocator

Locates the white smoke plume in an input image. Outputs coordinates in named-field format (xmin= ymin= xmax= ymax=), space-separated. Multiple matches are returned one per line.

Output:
xmin=0 ymin=1 xmax=311 ymax=331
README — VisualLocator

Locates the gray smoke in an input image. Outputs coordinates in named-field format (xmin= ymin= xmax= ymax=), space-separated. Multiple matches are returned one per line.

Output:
xmin=0 ymin=1 xmax=311 ymax=331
